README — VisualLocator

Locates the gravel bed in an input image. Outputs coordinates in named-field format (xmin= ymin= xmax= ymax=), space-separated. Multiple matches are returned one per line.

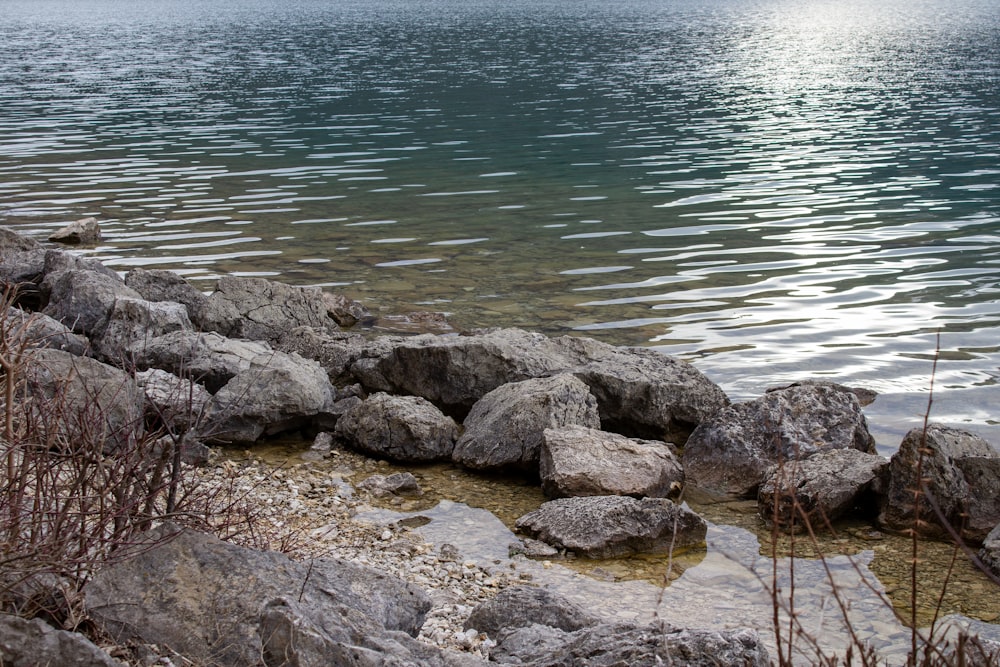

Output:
xmin=190 ymin=449 xmax=525 ymax=659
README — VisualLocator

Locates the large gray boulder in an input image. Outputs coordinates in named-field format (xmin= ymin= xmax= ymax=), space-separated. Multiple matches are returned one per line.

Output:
xmin=127 ymin=330 xmax=275 ymax=392
xmin=758 ymin=448 xmax=888 ymax=530
xmin=41 ymin=268 xmax=142 ymax=338
xmin=463 ymin=586 xmax=598 ymax=639
xmin=2 ymin=306 xmax=89 ymax=355
xmin=353 ymin=328 xmax=608 ymax=416
xmin=206 ymin=350 xmax=337 ymax=444
xmin=572 ymin=346 xmax=729 ymax=443
xmin=136 ymin=367 xmax=213 ymax=434
xmin=453 ymin=374 xmax=600 ymax=471
xmin=334 ymin=392 xmax=458 ymax=462
xmin=981 ymin=523 xmax=1000 ymax=578
xmin=84 ymin=524 xmax=433 ymax=667
xmin=0 ymin=613 xmax=122 ymax=667
xmin=490 ymin=622 xmax=770 ymax=667
xmin=23 ymin=348 xmax=144 ymax=452
xmin=514 ymin=496 xmax=707 ymax=559
xmin=879 ymin=424 xmax=1000 ymax=542
xmin=124 ymin=267 xmax=210 ymax=318
xmin=539 ymin=426 xmax=683 ymax=499
xmin=94 ymin=297 xmax=193 ymax=361
xmin=682 ymin=382 xmax=876 ymax=498
xmin=197 ymin=275 xmax=336 ymax=342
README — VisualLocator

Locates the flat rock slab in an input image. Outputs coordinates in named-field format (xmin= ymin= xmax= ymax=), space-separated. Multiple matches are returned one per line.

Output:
xmin=515 ymin=496 xmax=707 ymax=559
xmin=539 ymin=425 xmax=683 ymax=499
xmin=490 ymin=622 xmax=770 ymax=667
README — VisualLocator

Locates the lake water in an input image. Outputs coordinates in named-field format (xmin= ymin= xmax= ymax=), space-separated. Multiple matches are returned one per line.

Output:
xmin=1 ymin=0 xmax=998 ymax=449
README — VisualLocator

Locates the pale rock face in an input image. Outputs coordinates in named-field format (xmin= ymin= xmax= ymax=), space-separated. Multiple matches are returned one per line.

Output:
xmin=539 ymin=425 xmax=683 ymax=499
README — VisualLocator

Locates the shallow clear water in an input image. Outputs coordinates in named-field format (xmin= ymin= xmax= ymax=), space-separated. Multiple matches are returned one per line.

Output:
xmin=2 ymin=0 xmax=998 ymax=447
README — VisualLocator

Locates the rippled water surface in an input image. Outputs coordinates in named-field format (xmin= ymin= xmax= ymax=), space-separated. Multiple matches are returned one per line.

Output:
xmin=2 ymin=0 xmax=998 ymax=445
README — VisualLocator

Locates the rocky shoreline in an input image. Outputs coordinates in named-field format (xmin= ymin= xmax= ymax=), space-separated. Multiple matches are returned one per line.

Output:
xmin=1 ymin=222 xmax=999 ymax=666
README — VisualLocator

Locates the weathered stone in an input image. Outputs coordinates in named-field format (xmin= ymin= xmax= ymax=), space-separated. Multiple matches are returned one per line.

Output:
xmin=41 ymin=269 xmax=142 ymax=338
xmin=334 ymin=392 xmax=458 ymax=462
xmin=682 ymin=383 xmax=876 ymax=498
xmin=0 ymin=226 xmax=42 ymax=252
xmin=453 ymin=374 xmax=600 ymax=472
xmin=767 ymin=379 xmax=878 ymax=407
xmin=48 ymin=217 xmax=102 ymax=245
xmin=514 ymin=496 xmax=707 ymax=559
xmin=259 ymin=597 xmax=484 ymax=667
xmin=980 ymin=522 xmax=1000 ymax=578
xmin=3 ymin=306 xmax=89 ymax=355
xmin=127 ymin=330 xmax=275 ymax=393
xmin=197 ymin=275 xmax=335 ymax=342
xmin=206 ymin=351 xmax=336 ymax=444
xmin=0 ymin=613 xmax=123 ymax=667
xmin=539 ymin=426 xmax=683 ymax=499
xmin=84 ymin=524 xmax=432 ymax=667
xmin=490 ymin=622 xmax=770 ymax=667
xmin=464 ymin=586 xmax=597 ymax=639
xmin=357 ymin=328 xmax=608 ymax=416
xmin=572 ymin=346 xmax=729 ymax=442
xmin=135 ymin=367 xmax=212 ymax=433
xmin=23 ymin=348 xmax=144 ymax=452
xmin=358 ymin=472 xmax=423 ymax=497
xmin=275 ymin=325 xmax=370 ymax=385
xmin=124 ymin=267 xmax=210 ymax=317
xmin=878 ymin=424 xmax=1000 ymax=542
xmin=94 ymin=297 xmax=193 ymax=361
xmin=758 ymin=448 xmax=888 ymax=530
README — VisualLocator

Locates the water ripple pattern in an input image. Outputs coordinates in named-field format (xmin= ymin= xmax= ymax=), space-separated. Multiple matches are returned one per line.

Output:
xmin=1 ymin=0 xmax=998 ymax=444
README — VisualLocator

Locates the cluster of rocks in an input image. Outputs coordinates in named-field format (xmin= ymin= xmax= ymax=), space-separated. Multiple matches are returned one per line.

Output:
xmin=2 ymin=222 xmax=999 ymax=665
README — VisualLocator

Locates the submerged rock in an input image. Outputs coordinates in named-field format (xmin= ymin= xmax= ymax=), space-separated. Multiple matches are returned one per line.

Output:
xmin=464 ymin=586 xmax=597 ymax=639
xmin=682 ymin=382 xmax=876 ymax=498
xmin=514 ymin=495 xmax=706 ymax=559
xmin=489 ymin=622 xmax=769 ymax=667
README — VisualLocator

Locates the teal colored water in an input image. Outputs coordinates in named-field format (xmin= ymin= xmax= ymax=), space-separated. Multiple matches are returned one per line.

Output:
xmin=1 ymin=0 xmax=998 ymax=448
